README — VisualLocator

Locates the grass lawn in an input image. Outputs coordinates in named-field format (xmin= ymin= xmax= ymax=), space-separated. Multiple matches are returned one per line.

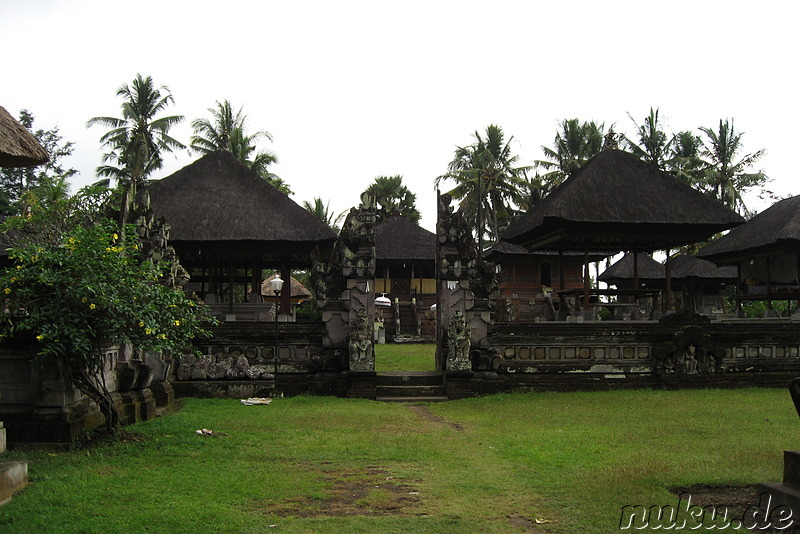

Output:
xmin=375 ymin=343 xmax=435 ymax=372
xmin=1 ymin=388 xmax=798 ymax=533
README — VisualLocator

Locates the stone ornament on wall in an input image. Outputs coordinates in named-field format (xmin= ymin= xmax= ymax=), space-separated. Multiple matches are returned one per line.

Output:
xmin=348 ymin=308 xmax=374 ymax=371
xmin=654 ymin=325 xmax=725 ymax=376
xmin=447 ymin=309 xmax=471 ymax=371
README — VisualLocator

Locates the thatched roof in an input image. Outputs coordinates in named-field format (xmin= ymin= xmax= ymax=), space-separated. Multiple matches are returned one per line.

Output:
xmin=0 ymin=106 xmax=49 ymax=167
xmin=148 ymin=151 xmax=337 ymax=246
xmin=670 ymin=254 xmax=736 ymax=281
xmin=599 ymin=253 xmax=665 ymax=283
xmin=260 ymin=273 xmax=312 ymax=299
xmin=375 ymin=215 xmax=436 ymax=261
xmin=697 ymin=196 xmax=800 ymax=264
xmin=483 ymin=240 xmax=609 ymax=262
xmin=503 ymin=149 xmax=743 ymax=251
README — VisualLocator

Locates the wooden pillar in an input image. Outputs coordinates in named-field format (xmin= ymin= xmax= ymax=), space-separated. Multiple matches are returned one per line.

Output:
xmin=633 ymin=252 xmax=640 ymax=293
xmin=664 ymin=249 xmax=672 ymax=313
xmin=228 ymin=260 xmax=235 ymax=313
xmin=583 ymin=248 xmax=590 ymax=310
xmin=736 ymin=263 xmax=743 ymax=317
xmin=558 ymin=250 xmax=564 ymax=291
xmin=766 ymin=257 xmax=773 ymax=311
xmin=281 ymin=261 xmax=292 ymax=318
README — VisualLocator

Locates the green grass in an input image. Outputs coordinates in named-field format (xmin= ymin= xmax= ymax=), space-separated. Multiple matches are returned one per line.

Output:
xmin=375 ymin=343 xmax=435 ymax=372
xmin=1 ymin=388 xmax=797 ymax=533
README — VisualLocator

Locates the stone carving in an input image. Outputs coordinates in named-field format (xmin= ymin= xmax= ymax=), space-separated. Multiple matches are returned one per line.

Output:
xmin=447 ymin=309 xmax=471 ymax=370
xmin=348 ymin=308 xmax=374 ymax=370
xmin=654 ymin=325 xmax=725 ymax=376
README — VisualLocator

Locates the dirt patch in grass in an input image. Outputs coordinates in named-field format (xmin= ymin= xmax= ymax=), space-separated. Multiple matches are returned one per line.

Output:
xmin=259 ymin=465 xmax=423 ymax=517
xmin=407 ymin=404 xmax=464 ymax=432
xmin=670 ymin=485 xmax=800 ymax=532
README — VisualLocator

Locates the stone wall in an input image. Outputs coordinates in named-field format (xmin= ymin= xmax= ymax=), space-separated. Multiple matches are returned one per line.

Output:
xmin=0 ymin=343 xmax=172 ymax=447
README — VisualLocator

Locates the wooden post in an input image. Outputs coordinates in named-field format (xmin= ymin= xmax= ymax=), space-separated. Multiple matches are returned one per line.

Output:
xmin=583 ymin=248 xmax=590 ymax=310
xmin=664 ymin=249 xmax=672 ymax=313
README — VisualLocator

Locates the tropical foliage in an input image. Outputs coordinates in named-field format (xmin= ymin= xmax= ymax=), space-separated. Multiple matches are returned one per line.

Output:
xmin=303 ymin=197 xmax=345 ymax=232
xmin=0 ymin=203 xmax=211 ymax=435
xmin=361 ymin=175 xmax=420 ymax=224
xmin=87 ymin=74 xmax=185 ymax=227
xmin=0 ymin=110 xmax=78 ymax=215
xmin=535 ymin=118 xmax=606 ymax=185
xmin=436 ymin=124 xmax=530 ymax=244
xmin=191 ymin=100 xmax=289 ymax=194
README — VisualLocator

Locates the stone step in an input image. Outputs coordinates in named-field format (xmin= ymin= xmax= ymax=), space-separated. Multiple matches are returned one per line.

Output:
xmin=376 ymin=385 xmax=446 ymax=397
xmin=0 ymin=460 xmax=28 ymax=506
xmin=376 ymin=372 xmax=443 ymax=387
xmin=375 ymin=396 xmax=449 ymax=403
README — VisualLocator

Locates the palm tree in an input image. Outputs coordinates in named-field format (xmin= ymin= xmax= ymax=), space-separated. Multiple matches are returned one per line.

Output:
xmin=87 ymin=74 xmax=185 ymax=226
xmin=303 ymin=197 xmax=345 ymax=232
xmin=191 ymin=100 xmax=287 ymax=193
xmin=362 ymin=175 xmax=420 ymax=224
xmin=536 ymin=119 xmax=605 ymax=186
xmin=436 ymin=124 xmax=529 ymax=245
xmin=699 ymin=119 xmax=767 ymax=216
xmin=667 ymin=130 xmax=706 ymax=187
xmin=624 ymin=108 xmax=672 ymax=169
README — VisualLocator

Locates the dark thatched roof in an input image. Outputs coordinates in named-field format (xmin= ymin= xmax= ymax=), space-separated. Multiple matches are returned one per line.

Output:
xmin=0 ymin=106 xmax=49 ymax=167
xmin=148 ymin=151 xmax=337 ymax=246
xmin=502 ymin=149 xmax=744 ymax=251
xmin=697 ymin=196 xmax=800 ymax=264
xmin=599 ymin=253 xmax=665 ymax=283
xmin=670 ymin=254 xmax=737 ymax=282
xmin=483 ymin=240 xmax=609 ymax=262
xmin=375 ymin=215 xmax=436 ymax=261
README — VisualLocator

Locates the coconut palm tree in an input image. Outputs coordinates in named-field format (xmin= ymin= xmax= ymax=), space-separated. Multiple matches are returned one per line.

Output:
xmin=436 ymin=124 xmax=529 ymax=246
xmin=362 ymin=175 xmax=420 ymax=224
xmin=699 ymin=119 xmax=767 ymax=216
xmin=87 ymin=74 xmax=185 ymax=226
xmin=624 ymin=108 xmax=672 ymax=169
xmin=667 ymin=130 xmax=706 ymax=187
xmin=536 ymin=119 xmax=605 ymax=186
xmin=190 ymin=100 xmax=287 ymax=193
xmin=303 ymin=197 xmax=346 ymax=232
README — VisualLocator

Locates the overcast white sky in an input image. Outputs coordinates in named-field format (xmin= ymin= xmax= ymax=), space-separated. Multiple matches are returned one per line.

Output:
xmin=1 ymin=0 xmax=795 ymax=231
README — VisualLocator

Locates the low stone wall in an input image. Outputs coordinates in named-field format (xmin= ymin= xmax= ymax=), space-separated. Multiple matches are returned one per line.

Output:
xmin=0 ymin=343 xmax=173 ymax=447
xmin=489 ymin=320 xmax=800 ymax=392
xmin=172 ymin=322 xmax=336 ymax=397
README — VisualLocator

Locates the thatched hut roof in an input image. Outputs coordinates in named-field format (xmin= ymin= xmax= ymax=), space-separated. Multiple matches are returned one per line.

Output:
xmin=260 ymin=273 xmax=312 ymax=299
xmin=697 ymin=196 xmax=800 ymax=264
xmin=599 ymin=253 xmax=665 ymax=284
xmin=147 ymin=151 xmax=337 ymax=259
xmin=483 ymin=240 xmax=609 ymax=262
xmin=0 ymin=106 xmax=49 ymax=168
xmin=670 ymin=254 xmax=737 ymax=282
xmin=502 ymin=149 xmax=743 ymax=251
xmin=375 ymin=215 xmax=435 ymax=261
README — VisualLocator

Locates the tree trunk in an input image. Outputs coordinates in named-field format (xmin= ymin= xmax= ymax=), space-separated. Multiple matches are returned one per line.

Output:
xmin=66 ymin=360 xmax=121 ymax=437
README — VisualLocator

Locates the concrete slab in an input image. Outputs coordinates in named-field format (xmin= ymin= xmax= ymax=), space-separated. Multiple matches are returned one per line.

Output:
xmin=0 ymin=460 xmax=28 ymax=506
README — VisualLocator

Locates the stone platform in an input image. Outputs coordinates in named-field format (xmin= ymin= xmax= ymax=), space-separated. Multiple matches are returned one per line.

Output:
xmin=0 ymin=460 xmax=28 ymax=506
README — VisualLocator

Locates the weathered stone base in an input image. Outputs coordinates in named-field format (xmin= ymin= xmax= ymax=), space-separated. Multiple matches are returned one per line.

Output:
xmin=172 ymin=380 xmax=276 ymax=399
xmin=347 ymin=372 xmax=378 ymax=400
xmin=0 ymin=460 xmax=27 ymax=506
xmin=758 ymin=451 xmax=800 ymax=520
xmin=0 ymin=422 xmax=5 ymax=453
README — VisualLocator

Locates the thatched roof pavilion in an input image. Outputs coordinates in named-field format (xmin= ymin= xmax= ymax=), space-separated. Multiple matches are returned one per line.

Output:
xmin=374 ymin=215 xmax=436 ymax=297
xmin=502 ymin=149 xmax=743 ymax=251
xmin=670 ymin=254 xmax=737 ymax=283
xmin=147 ymin=151 xmax=337 ymax=311
xmin=0 ymin=106 xmax=48 ymax=168
xmin=599 ymin=253 xmax=665 ymax=287
xmin=697 ymin=195 xmax=800 ymax=264
xmin=375 ymin=215 xmax=436 ymax=262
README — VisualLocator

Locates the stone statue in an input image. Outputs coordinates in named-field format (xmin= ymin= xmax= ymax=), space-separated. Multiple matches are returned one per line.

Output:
xmin=348 ymin=309 xmax=373 ymax=365
xmin=685 ymin=344 xmax=699 ymax=374
xmin=448 ymin=309 xmax=471 ymax=361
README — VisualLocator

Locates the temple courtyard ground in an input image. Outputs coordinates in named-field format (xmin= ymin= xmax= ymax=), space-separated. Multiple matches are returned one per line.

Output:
xmin=2 ymin=377 xmax=798 ymax=533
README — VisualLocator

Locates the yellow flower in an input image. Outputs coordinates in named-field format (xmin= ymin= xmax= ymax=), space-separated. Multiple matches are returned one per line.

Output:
xmin=139 ymin=321 xmax=145 ymax=327
xmin=158 ymin=334 xmax=166 ymax=340
xmin=173 ymin=320 xmax=181 ymax=326
xmin=89 ymin=303 xmax=96 ymax=310
xmin=10 ymin=277 xmax=16 ymax=283
xmin=82 ymin=297 xmax=88 ymax=303
xmin=36 ymin=334 xmax=44 ymax=341
xmin=145 ymin=328 xmax=152 ymax=335
xmin=15 ymin=265 xmax=21 ymax=270
xmin=3 ymin=288 xmax=10 ymax=294
xmin=112 ymin=233 xmax=118 ymax=240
